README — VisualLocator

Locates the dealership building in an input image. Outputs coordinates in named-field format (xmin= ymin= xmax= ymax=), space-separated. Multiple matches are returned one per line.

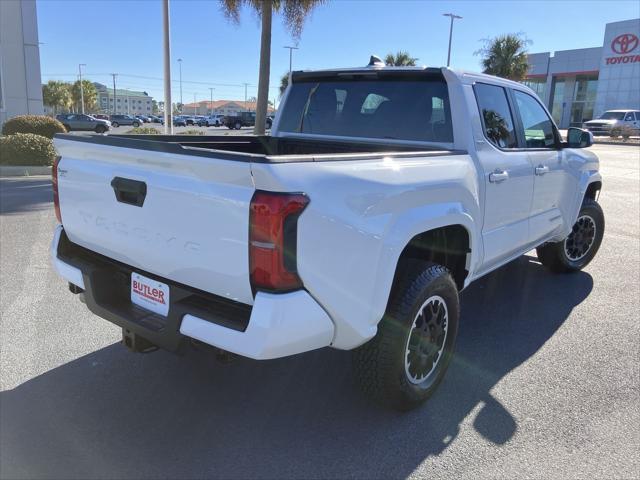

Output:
xmin=524 ymin=18 xmax=640 ymax=128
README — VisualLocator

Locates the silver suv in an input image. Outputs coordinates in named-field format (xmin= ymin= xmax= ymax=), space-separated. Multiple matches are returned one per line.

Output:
xmin=56 ymin=114 xmax=111 ymax=133
xmin=109 ymin=115 xmax=141 ymax=128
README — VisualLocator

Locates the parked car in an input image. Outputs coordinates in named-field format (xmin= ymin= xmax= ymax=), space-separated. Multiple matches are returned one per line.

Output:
xmin=203 ymin=115 xmax=224 ymax=127
xmin=135 ymin=115 xmax=152 ymax=123
xmin=55 ymin=114 xmax=111 ymax=133
xmin=223 ymin=111 xmax=272 ymax=129
xmin=150 ymin=115 xmax=162 ymax=123
xmin=51 ymin=63 xmax=604 ymax=411
xmin=173 ymin=116 xmax=187 ymax=127
xmin=583 ymin=109 xmax=640 ymax=136
xmin=109 ymin=115 xmax=141 ymax=128
xmin=92 ymin=114 xmax=110 ymax=121
xmin=192 ymin=116 xmax=208 ymax=127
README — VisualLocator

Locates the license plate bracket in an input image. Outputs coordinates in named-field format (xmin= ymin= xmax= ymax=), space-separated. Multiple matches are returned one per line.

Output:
xmin=131 ymin=272 xmax=170 ymax=317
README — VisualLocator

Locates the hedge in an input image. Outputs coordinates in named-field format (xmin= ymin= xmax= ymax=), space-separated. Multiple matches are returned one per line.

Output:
xmin=0 ymin=133 xmax=57 ymax=166
xmin=1 ymin=115 xmax=67 ymax=139
xmin=125 ymin=127 xmax=161 ymax=135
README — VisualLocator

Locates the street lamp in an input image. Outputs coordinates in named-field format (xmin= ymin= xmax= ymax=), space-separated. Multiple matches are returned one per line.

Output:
xmin=443 ymin=13 xmax=462 ymax=67
xmin=209 ymin=87 xmax=215 ymax=115
xmin=78 ymin=63 xmax=86 ymax=114
xmin=177 ymin=58 xmax=183 ymax=110
xmin=162 ymin=0 xmax=173 ymax=133
xmin=284 ymin=45 xmax=299 ymax=81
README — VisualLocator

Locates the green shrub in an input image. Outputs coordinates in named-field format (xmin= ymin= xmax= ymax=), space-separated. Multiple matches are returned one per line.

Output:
xmin=182 ymin=129 xmax=204 ymax=136
xmin=1 ymin=115 xmax=67 ymax=139
xmin=0 ymin=133 xmax=57 ymax=166
xmin=609 ymin=125 xmax=635 ymax=140
xmin=125 ymin=127 xmax=161 ymax=135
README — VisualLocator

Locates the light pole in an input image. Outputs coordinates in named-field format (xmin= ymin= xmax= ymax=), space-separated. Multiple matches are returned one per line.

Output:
xmin=78 ymin=63 xmax=86 ymax=114
xmin=194 ymin=93 xmax=197 ymax=115
xmin=162 ymin=0 xmax=173 ymax=133
xmin=443 ymin=13 xmax=462 ymax=67
xmin=177 ymin=58 xmax=183 ymax=111
xmin=283 ymin=46 xmax=299 ymax=81
xmin=209 ymin=87 xmax=214 ymax=115
xmin=111 ymin=73 xmax=118 ymax=115
xmin=243 ymin=83 xmax=249 ymax=111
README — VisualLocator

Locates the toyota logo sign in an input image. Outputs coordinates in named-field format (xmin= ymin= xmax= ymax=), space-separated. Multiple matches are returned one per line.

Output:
xmin=611 ymin=33 xmax=639 ymax=54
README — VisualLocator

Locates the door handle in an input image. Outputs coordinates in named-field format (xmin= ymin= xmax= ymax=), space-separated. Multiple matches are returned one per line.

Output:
xmin=489 ymin=170 xmax=509 ymax=183
xmin=111 ymin=177 xmax=147 ymax=207
xmin=535 ymin=165 xmax=550 ymax=176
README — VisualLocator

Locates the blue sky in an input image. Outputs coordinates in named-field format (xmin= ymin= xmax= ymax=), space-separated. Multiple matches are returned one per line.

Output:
xmin=38 ymin=0 xmax=640 ymax=104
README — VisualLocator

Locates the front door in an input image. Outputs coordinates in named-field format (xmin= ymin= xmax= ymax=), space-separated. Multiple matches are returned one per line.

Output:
xmin=474 ymin=83 xmax=535 ymax=271
xmin=511 ymin=90 xmax=576 ymax=244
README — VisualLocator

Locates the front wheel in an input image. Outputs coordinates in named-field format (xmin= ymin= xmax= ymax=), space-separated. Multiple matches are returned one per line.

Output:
xmin=111 ymin=122 xmax=119 ymax=128
xmin=94 ymin=125 xmax=107 ymax=134
xmin=352 ymin=262 xmax=460 ymax=411
xmin=235 ymin=122 xmax=241 ymax=130
xmin=133 ymin=121 xmax=140 ymax=128
xmin=536 ymin=198 xmax=604 ymax=273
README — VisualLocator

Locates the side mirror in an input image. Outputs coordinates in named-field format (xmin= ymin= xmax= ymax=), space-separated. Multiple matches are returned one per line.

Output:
xmin=566 ymin=127 xmax=593 ymax=148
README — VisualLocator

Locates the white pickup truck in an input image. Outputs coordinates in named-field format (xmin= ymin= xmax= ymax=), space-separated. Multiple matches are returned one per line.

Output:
xmin=51 ymin=61 xmax=604 ymax=410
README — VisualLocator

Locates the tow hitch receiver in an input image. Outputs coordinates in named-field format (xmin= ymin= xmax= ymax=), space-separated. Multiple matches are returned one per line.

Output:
xmin=122 ymin=328 xmax=158 ymax=353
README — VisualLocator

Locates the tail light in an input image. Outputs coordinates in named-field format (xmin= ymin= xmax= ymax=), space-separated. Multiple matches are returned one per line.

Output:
xmin=52 ymin=156 xmax=62 ymax=223
xmin=249 ymin=190 xmax=309 ymax=292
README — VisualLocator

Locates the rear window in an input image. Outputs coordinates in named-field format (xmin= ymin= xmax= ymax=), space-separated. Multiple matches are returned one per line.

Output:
xmin=278 ymin=78 xmax=453 ymax=143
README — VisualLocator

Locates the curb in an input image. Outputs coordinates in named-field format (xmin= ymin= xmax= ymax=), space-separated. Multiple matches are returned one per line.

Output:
xmin=593 ymin=140 xmax=640 ymax=146
xmin=0 ymin=166 xmax=52 ymax=177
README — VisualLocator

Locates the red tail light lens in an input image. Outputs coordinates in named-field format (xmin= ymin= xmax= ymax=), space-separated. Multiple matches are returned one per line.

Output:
xmin=249 ymin=190 xmax=309 ymax=292
xmin=52 ymin=156 xmax=62 ymax=223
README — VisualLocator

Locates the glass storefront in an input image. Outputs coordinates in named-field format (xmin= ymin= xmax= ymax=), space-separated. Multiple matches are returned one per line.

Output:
xmin=569 ymin=75 xmax=598 ymax=126
xmin=550 ymin=78 xmax=566 ymax=125
xmin=522 ymin=78 xmax=546 ymax=100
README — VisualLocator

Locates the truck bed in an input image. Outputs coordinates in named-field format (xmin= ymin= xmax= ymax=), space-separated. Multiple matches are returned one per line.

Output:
xmin=55 ymin=133 xmax=459 ymax=163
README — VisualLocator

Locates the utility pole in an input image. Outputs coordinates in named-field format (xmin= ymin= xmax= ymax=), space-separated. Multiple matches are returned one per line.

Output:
xmin=209 ymin=87 xmax=214 ymax=115
xmin=177 ymin=58 xmax=183 ymax=111
xmin=243 ymin=83 xmax=249 ymax=111
xmin=111 ymin=73 xmax=118 ymax=115
xmin=194 ymin=93 xmax=197 ymax=115
xmin=162 ymin=0 xmax=173 ymax=133
xmin=443 ymin=13 xmax=462 ymax=67
xmin=78 ymin=63 xmax=86 ymax=114
xmin=283 ymin=46 xmax=299 ymax=81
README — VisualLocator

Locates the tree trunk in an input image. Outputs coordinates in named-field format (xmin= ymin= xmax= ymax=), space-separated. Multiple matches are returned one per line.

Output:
xmin=254 ymin=0 xmax=272 ymax=136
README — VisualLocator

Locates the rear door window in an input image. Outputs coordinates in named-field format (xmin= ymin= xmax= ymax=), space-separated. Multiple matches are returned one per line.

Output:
xmin=474 ymin=83 xmax=517 ymax=149
xmin=278 ymin=77 xmax=453 ymax=143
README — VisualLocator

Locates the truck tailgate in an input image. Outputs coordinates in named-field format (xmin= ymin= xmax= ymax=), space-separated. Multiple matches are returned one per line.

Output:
xmin=54 ymin=137 xmax=255 ymax=305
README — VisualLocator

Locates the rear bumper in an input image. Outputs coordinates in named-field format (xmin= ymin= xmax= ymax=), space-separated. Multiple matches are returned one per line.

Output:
xmin=51 ymin=225 xmax=334 ymax=359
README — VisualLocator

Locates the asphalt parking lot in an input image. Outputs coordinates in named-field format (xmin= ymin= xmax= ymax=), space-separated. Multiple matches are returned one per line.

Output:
xmin=0 ymin=144 xmax=638 ymax=479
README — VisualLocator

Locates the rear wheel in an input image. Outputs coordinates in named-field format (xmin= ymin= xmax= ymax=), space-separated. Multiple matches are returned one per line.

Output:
xmin=352 ymin=262 xmax=459 ymax=411
xmin=133 ymin=121 xmax=140 ymax=128
xmin=235 ymin=121 xmax=241 ymax=130
xmin=94 ymin=125 xmax=107 ymax=134
xmin=536 ymin=198 xmax=604 ymax=273
xmin=111 ymin=122 xmax=119 ymax=128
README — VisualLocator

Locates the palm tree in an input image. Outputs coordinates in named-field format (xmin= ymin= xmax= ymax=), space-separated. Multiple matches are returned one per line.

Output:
xmin=384 ymin=51 xmax=418 ymax=67
xmin=279 ymin=72 xmax=289 ymax=97
xmin=477 ymin=34 xmax=530 ymax=81
xmin=71 ymin=80 xmax=98 ymax=113
xmin=219 ymin=0 xmax=326 ymax=135
xmin=42 ymin=80 xmax=72 ymax=115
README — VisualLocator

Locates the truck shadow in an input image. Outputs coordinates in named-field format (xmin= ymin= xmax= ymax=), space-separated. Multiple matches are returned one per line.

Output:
xmin=0 ymin=178 xmax=52 ymax=216
xmin=0 ymin=255 xmax=592 ymax=479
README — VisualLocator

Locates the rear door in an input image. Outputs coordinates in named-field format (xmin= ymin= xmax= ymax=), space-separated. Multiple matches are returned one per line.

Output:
xmin=510 ymin=89 xmax=576 ymax=244
xmin=55 ymin=137 xmax=256 ymax=305
xmin=474 ymin=83 xmax=534 ymax=271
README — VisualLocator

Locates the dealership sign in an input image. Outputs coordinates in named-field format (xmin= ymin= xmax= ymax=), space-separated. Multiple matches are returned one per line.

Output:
xmin=605 ymin=33 xmax=640 ymax=65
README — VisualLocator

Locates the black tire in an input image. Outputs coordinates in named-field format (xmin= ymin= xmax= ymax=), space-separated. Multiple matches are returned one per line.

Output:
xmin=352 ymin=262 xmax=460 ymax=411
xmin=536 ymin=198 xmax=604 ymax=273
xmin=133 ymin=121 xmax=140 ymax=128
xmin=235 ymin=122 xmax=242 ymax=130
xmin=94 ymin=125 xmax=106 ymax=134
xmin=112 ymin=122 xmax=119 ymax=128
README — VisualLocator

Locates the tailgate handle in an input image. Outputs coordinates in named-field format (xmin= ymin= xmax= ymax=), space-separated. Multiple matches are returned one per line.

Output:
xmin=111 ymin=177 xmax=147 ymax=207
